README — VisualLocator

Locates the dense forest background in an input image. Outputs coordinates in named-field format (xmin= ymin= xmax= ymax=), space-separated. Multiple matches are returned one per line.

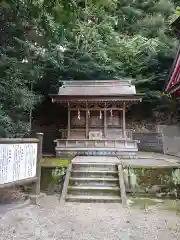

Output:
xmin=0 ymin=0 xmax=180 ymax=137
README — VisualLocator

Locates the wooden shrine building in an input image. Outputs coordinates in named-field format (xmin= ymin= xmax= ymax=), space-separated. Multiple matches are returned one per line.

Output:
xmin=165 ymin=16 xmax=180 ymax=96
xmin=51 ymin=80 xmax=142 ymax=157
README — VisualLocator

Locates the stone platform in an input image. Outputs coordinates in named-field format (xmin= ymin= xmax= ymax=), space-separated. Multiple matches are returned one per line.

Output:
xmin=72 ymin=154 xmax=180 ymax=167
xmin=62 ymin=154 xmax=180 ymax=203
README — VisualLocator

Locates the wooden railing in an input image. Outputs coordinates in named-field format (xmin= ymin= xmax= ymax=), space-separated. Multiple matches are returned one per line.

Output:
xmin=54 ymin=138 xmax=138 ymax=149
xmin=59 ymin=128 xmax=133 ymax=139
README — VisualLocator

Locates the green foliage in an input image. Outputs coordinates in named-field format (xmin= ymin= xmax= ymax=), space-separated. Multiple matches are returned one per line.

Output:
xmin=0 ymin=0 xmax=180 ymax=136
xmin=0 ymin=1 xmax=43 ymax=136
xmin=176 ymin=7 xmax=180 ymax=16
xmin=52 ymin=166 xmax=66 ymax=183
xmin=172 ymin=169 xmax=180 ymax=185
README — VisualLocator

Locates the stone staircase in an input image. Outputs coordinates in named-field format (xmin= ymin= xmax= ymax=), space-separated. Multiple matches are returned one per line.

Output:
xmin=65 ymin=163 xmax=121 ymax=202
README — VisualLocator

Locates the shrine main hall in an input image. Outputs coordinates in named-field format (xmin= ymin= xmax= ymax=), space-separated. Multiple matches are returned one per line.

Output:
xmin=51 ymin=80 xmax=142 ymax=158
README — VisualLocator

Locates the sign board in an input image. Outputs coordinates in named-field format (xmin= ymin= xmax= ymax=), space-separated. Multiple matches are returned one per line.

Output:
xmin=0 ymin=143 xmax=38 ymax=184
xmin=89 ymin=131 xmax=102 ymax=140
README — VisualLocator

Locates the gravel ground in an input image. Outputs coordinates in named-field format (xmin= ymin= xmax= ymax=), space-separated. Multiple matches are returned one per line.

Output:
xmin=0 ymin=196 xmax=180 ymax=240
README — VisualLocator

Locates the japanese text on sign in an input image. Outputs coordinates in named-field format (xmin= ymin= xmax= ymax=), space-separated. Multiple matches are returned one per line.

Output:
xmin=0 ymin=143 xmax=38 ymax=184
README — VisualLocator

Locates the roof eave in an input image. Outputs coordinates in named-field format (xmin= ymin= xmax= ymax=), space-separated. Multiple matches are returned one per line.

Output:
xmin=49 ymin=93 xmax=144 ymax=98
xmin=166 ymin=82 xmax=180 ymax=94
xmin=171 ymin=16 xmax=180 ymax=32
xmin=50 ymin=94 xmax=143 ymax=104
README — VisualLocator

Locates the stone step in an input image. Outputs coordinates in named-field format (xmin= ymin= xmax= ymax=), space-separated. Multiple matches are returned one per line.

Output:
xmin=64 ymin=159 xmax=122 ymax=203
xmin=67 ymin=186 xmax=120 ymax=196
xmin=72 ymin=163 xmax=117 ymax=171
xmin=69 ymin=177 xmax=119 ymax=187
xmin=66 ymin=195 xmax=121 ymax=203
xmin=71 ymin=170 xmax=118 ymax=178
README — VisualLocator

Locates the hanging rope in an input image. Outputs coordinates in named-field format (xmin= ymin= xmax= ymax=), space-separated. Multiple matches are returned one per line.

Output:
xmin=99 ymin=110 xmax=102 ymax=119
xmin=110 ymin=109 xmax=113 ymax=117
xmin=78 ymin=109 xmax=81 ymax=120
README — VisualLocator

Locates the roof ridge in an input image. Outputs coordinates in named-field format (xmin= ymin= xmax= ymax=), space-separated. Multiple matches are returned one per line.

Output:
xmin=61 ymin=79 xmax=133 ymax=86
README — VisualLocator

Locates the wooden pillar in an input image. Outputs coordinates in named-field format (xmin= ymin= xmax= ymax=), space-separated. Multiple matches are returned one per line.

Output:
xmin=86 ymin=103 xmax=88 ymax=139
xmin=32 ymin=132 xmax=43 ymax=197
xmin=104 ymin=105 xmax=107 ymax=138
xmin=122 ymin=102 xmax=126 ymax=138
xmin=67 ymin=103 xmax=70 ymax=138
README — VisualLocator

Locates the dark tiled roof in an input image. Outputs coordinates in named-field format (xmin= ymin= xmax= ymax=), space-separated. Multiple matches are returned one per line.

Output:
xmin=58 ymin=80 xmax=137 ymax=96
xmin=171 ymin=16 xmax=180 ymax=32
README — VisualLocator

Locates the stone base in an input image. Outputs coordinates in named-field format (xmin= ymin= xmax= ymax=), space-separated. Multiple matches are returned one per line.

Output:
xmin=56 ymin=149 xmax=138 ymax=159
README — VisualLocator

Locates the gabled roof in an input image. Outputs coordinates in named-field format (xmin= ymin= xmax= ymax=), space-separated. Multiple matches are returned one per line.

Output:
xmin=171 ymin=16 xmax=180 ymax=33
xmin=58 ymin=80 xmax=136 ymax=96
xmin=51 ymin=80 xmax=143 ymax=104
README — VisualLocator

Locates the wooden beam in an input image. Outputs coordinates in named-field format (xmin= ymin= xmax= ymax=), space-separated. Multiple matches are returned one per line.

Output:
xmin=86 ymin=104 xmax=89 ymax=138
xmin=104 ymin=106 xmax=107 ymax=137
xmin=70 ymin=107 xmax=123 ymax=111
xmin=0 ymin=177 xmax=37 ymax=189
xmin=33 ymin=132 xmax=43 ymax=195
xmin=122 ymin=102 xmax=126 ymax=138
xmin=67 ymin=103 xmax=71 ymax=137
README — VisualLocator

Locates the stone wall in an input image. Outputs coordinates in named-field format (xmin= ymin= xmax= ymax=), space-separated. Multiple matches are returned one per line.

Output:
xmin=126 ymin=119 xmax=156 ymax=132
xmin=157 ymin=125 xmax=180 ymax=157
xmin=133 ymin=132 xmax=164 ymax=153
